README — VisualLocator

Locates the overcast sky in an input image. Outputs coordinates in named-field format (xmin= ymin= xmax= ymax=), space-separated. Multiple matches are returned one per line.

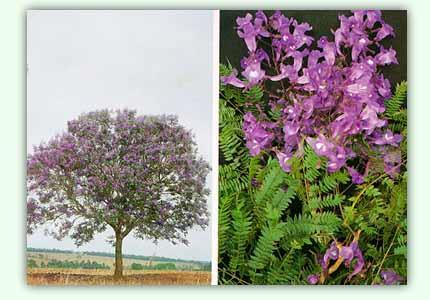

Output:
xmin=27 ymin=10 xmax=213 ymax=261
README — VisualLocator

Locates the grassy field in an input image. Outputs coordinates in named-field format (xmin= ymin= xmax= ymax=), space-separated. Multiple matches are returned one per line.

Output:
xmin=27 ymin=250 xmax=210 ymax=285
xmin=27 ymin=251 xmax=202 ymax=269
xmin=27 ymin=268 xmax=210 ymax=285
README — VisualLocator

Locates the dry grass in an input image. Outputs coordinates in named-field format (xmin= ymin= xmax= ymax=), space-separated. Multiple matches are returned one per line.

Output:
xmin=27 ymin=268 xmax=210 ymax=285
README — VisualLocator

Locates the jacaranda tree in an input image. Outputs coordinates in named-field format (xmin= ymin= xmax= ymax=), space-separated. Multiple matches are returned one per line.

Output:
xmin=27 ymin=109 xmax=210 ymax=278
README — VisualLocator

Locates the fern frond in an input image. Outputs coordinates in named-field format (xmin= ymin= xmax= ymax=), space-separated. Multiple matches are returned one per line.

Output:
xmin=219 ymin=163 xmax=247 ymax=194
xmin=308 ymin=194 xmax=345 ymax=209
xmin=303 ymin=145 xmax=323 ymax=182
xmin=283 ymin=212 xmax=341 ymax=239
xmin=272 ymin=177 xmax=299 ymax=212
xmin=385 ymin=81 xmax=407 ymax=118
xmin=229 ymin=200 xmax=252 ymax=273
xmin=219 ymin=194 xmax=234 ymax=258
xmin=219 ymin=99 xmax=246 ymax=162
xmin=244 ymin=86 xmax=264 ymax=103
xmin=254 ymin=159 xmax=286 ymax=205
xmin=248 ymin=223 xmax=284 ymax=270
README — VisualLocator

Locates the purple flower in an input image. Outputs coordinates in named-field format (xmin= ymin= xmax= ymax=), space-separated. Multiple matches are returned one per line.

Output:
xmin=284 ymin=103 xmax=302 ymax=120
xmin=243 ymin=112 xmax=274 ymax=156
xmin=251 ymin=178 xmax=259 ymax=187
xmin=360 ymin=105 xmax=387 ymax=134
xmin=380 ymin=270 xmax=403 ymax=285
xmin=383 ymin=149 xmax=402 ymax=178
xmin=375 ymin=46 xmax=398 ymax=65
xmin=270 ymin=50 xmax=308 ymax=82
xmin=255 ymin=10 xmax=268 ymax=25
xmin=318 ymin=36 xmax=336 ymax=65
xmin=365 ymin=10 xmax=382 ymax=28
xmin=327 ymin=146 xmax=347 ymax=173
xmin=351 ymin=35 xmax=371 ymax=62
xmin=236 ymin=13 xmax=270 ymax=52
xmin=332 ymin=30 xmax=342 ymax=54
xmin=293 ymin=20 xmax=313 ymax=48
xmin=276 ymin=150 xmax=292 ymax=172
xmin=307 ymin=274 xmax=320 ymax=285
xmin=339 ymin=242 xmax=356 ymax=263
xmin=245 ymin=127 xmax=273 ymax=156
xmin=283 ymin=121 xmax=300 ymax=145
xmin=348 ymin=61 xmax=374 ymax=82
xmin=347 ymin=167 xmax=365 ymax=184
xmin=270 ymin=64 xmax=293 ymax=82
xmin=306 ymin=134 xmax=335 ymax=157
xmin=375 ymin=74 xmax=392 ymax=98
xmin=223 ymin=49 xmax=270 ymax=88
xmin=321 ymin=241 xmax=340 ymax=271
xmin=330 ymin=112 xmax=361 ymax=138
xmin=242 ymin=62 xmax=265 ymax=87
xmin=271 ymin=16 xmax=313 ymax=59
xmin=269 ymin=10 xmax=290 ymax=31
xmin=302 ymin=98 xmax=314 ymax=119
xmin=307 ymin=50 xmax=322 ymax=68
xmin=372 ymin=130 xmax=403 ymax=146
xmin=315 ymin=232 xmax=365 ymax=281
xmin=347 ymin=244 xmax=365 ymax=280
xmin=375 ymin=22 xmax=394 ymax=41
xmin=240 ymin=48 xmax=270 ymax=69
xmin=236 ymin=14 xmax=257 ymax=52
xmin=221 ymin=69 xmax=245 ymax=88
xmin=269 ymin=64 xmax=285 ymax=81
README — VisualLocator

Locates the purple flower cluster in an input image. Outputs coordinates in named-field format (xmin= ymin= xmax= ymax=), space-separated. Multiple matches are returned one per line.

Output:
xmin=221 ymin=10 xmax=403 ymax=180
xmin=380 ymin=269 xmax=403 ymax=285
xmin=308 ymin=231 xmax=364 ymax=284
xmin=243 ymin=112 xmax=275 ymax=156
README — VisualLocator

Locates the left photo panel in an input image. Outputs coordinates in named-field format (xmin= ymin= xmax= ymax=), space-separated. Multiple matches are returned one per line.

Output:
xmin=26 ymin=10 xmax=214 ymax=286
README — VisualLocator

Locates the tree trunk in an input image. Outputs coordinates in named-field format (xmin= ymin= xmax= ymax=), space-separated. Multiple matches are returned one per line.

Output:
xmin=113 ymin=230 xmax=123 ymax=279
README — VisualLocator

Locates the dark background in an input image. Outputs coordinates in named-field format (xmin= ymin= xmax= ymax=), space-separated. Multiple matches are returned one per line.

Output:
xmin=220 ymin=10 xmax=407 ymax=85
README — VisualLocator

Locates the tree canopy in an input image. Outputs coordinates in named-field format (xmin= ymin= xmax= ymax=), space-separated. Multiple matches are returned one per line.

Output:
xmin=27 ymin=109 xmax=210 ymax=277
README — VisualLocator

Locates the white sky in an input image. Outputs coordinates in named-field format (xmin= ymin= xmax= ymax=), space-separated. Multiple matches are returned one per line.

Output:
xmin=26 ymin=10 xmax=213 ymax=261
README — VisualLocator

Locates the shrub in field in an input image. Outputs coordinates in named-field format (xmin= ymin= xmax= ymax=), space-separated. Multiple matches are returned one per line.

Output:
xmin=219 ymin=10 xmax=406 ymax=285
xmin=27 ymin=109 xmax=210 ymax=278
xmin=131 ymin=262 xmax=177 ymax=271
xmin=131 ymin=263 xmax=144 ymax=270
xmin=27 ymin=259 xmax=38 ymax=268
xmin=152 ymin=263 xmax=177 ymax=270
xmin=39 ymin=259 xmax=111 ymax=269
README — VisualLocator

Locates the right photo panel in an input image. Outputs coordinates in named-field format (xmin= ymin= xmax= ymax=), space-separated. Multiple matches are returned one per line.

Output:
xmin=218 ymin=10 xmax=407 ymax=285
